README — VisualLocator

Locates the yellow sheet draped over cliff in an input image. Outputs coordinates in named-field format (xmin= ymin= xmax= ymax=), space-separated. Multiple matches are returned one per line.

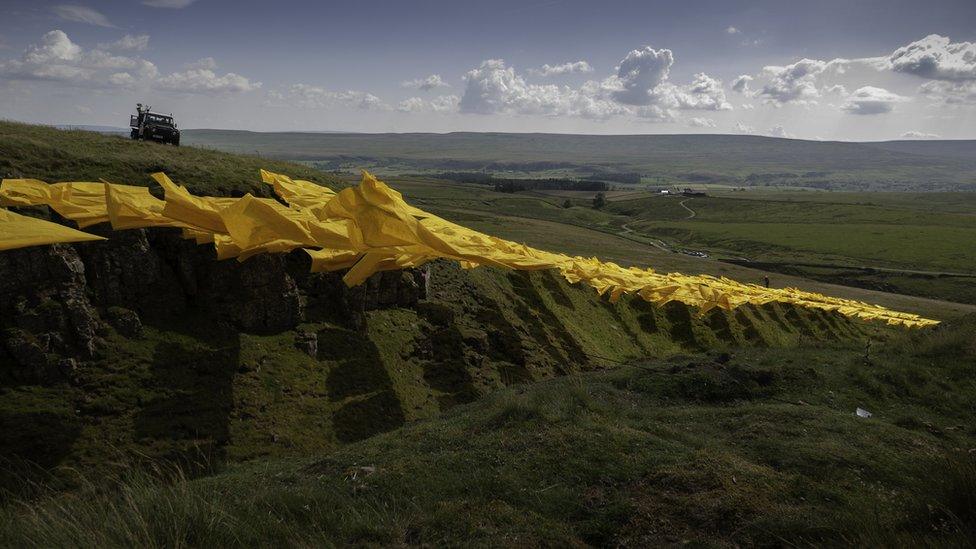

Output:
xmin=0 ymin=208 xmax=106 ymax=251
xmin=0 ymin=170 xmax=941 ymax=329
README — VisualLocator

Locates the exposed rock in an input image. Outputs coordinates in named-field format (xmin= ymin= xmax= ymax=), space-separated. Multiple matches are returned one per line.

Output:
xmin=0 ymin=244 xmax=100 ymax=362
xmin=106 ymin=307 xmax=143 ymax=338
xmin=200 ymin=253 xmax=304 ymax=333
xmin=295 ymin=330 xmax=318 ymax=357
xmin=76 ymin=227 xmax=186 ymax=319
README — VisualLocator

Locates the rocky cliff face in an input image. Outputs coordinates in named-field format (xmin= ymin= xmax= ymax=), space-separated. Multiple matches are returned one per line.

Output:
xmin=0 ymin=228 xmax=421 ymax=385
xmin=0 ymin=226 xmax=872 ymax=487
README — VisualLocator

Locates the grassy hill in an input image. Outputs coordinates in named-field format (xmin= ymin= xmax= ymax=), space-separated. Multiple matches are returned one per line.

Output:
xmin=182 ymin=130 xmax=976 ymax=191
xmin=3 ymin=314 xmax=975 ymax=546
xmin=1 ymin=123 xmax=974 ymax=545
xmin=0 ymin=121 xmax=339 ymax=197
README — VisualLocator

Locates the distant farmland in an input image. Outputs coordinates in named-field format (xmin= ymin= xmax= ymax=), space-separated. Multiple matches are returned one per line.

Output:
xmin=183 ymin=130 xmax=976 ymax=191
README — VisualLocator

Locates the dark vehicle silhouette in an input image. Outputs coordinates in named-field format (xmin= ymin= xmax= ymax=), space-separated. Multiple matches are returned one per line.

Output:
xmin=129 ymin=103 xmax=180 ymax=146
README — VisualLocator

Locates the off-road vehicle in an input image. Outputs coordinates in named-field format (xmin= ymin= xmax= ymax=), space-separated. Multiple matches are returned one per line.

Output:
xmin=129 ymin=103 xmax=180 ymax=146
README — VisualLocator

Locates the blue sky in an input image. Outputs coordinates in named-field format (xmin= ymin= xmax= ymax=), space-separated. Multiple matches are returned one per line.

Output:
xmin=1 ymin=0 xmax=974 ymax=139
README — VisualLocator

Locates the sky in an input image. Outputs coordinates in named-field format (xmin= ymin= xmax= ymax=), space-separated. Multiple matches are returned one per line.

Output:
xmin=0 ymin=0 xmax=975 ymax=140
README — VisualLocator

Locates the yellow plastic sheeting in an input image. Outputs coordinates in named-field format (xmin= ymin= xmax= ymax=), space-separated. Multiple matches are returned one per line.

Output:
xmin=259 ymin=169 xmax=336 ymax=217
xmin=0 ymin=170 xmax=940 ymax=329
xmin=0 ymin=208 xmax=106 ymax=251
xmin=1 ymin=179 xmax=111 ymax=228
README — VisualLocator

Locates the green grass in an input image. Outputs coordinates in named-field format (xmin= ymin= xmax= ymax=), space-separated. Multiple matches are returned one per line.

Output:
xmin=0 ymin=121 xmax=341 ymax=196
xmin=2 ymin=314 xmax=974 ymax=546
xmin=3 ymin=121 xmax=976 ymax=545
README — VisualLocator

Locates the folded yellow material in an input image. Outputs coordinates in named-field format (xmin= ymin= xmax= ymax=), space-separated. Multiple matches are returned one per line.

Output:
xmin=0 ymin=170 xmax=941 ymax=329
xmin=0 ymin=208 xmax=106 ymax=250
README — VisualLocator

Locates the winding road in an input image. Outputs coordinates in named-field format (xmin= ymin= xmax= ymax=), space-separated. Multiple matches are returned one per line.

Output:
xmin=678 ymin=198 xmax=696 ymax=219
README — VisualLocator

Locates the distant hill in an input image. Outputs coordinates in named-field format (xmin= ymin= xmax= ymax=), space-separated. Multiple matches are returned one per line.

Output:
xmin=862 ymin=139 xmax=976 ymax=160
xmin=181 ymin=130 xmax=976 ymax=191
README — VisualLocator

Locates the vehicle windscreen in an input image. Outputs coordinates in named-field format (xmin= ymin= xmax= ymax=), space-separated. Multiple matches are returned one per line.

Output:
xmin=147 ymin=115 xmax=173 ymax=126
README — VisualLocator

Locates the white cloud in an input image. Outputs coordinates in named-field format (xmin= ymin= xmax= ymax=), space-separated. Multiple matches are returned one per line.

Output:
xmin=733 ymin=121 xmax=756 ymax=134
xmin=731 ymin=74 xmax=752 ymax=93
xmin=656 ymin=73 xmax=731 ymax=111
xmin=529 ymin=60 xmax=593 ymax=77
xmin=400 ymin=74 xmax=449 ymax=91
xmin=98 ymin=34 xmax=150 ymax=52
xmin=184 ymin=57 xmax=218 ymax=70
xmin=726 ymin=26 xmax=740 ymax=35
xmin=757 ymin=58 xmax=827 ymax=104
xmin=107 ymin=60 xmax=158 ymax=88
xmin=459 ymin=47 xmax=730 ymax=122
xmin=158 ymin=69 xmax=260 ymax=94
xmin=767 ymin=124 xmax=794 ymax=138
xmin=687 ymin=117 xmax=716 ymax=128
xmin=271 ymin=84 xmax=391 ymax=110
xmin=824 ymin=84 xmax=847 ymax=95
xmin=887 ymin=34 xmax=976 ymax=81
xmin=396 ymin=95 xmax=460 ymax=113
xmin=901 ymin=130 xmax=940 ymax=139
xmin=606 ymin=45 xmax=673 ymax=106
xmin=841 ymin=86 xmax=906 ymax=115
xmin=919 ymin=80 xmax=976 ymax=105
xmin=0 ymin=30 xmax=91 ymax=82
xmin=141 ymin=0 xmax=197 ymax=7
xmin=459 ymin=59 xmax=628 ymax=119
xmin=0 ymin=29 xmax=260 ymax=97
xmin=51 ymin=5 xmax=115 ymax=28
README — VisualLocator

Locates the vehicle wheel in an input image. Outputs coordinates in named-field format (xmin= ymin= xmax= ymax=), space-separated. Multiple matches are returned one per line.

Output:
xmin=172 ymin=136 xmax=180 ymax=146
xmin=130 ymin=129 xmax=139 ymax=140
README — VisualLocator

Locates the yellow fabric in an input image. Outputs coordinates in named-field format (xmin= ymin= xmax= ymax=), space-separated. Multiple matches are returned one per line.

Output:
xmin=260 ymin=169 xmax=336 ymax=217
xmin=0 ymin=208 xmax=106 ymax=250
xmin=0 ymin=171 xmax=940 ymax=329
xmin=1 ymin=179 xmax=110 ymax=228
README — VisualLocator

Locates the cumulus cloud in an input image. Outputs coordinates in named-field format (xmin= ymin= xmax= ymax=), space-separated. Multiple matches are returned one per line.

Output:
xmin=141 ymin=0 xmax=197 ymax=7
xmin=108 ymin=60 xmax=159 ymax=88
xmin=733 ymin=122 xmax=756 ymax=134
xmin=184 ymin=57 xmax=218 ymax=70
xmin=0 ymin=29 xmax=259 ymax=96
xmin=157 ymin=69 xmax=260 ymax=94
xmin=841 ymin=86 xmax=906 ymax=115
xmin=51 ymin=5 xmax=115 ymax=27
xmin=529 ymin=60 xmax=593 ymax=77
xmin=887 ymin=34 xmax=976 ymax=81
xmin=271 ymin=84 xmax=390 ymax=110
xmin=687 ymin=117 xmax=716 ymax=128
xmin=98 ymin=34 xmax=149 ymax=51
xmin=731 ymin=74 xmax=752 ymax=93
xmin=757 ymin=58 xmax=828 ymax=104
xmin=726 ymin=26 xmax=740 ymax=35
xmin=919 ymin=80 xmax=976 ymax=105
xmin=458 ymin=46 xmax=730 ymax=122
xmin=459 ymin=59 xmax=628 ymax=119
xmin=657 ymin=73 xmax=731 ymax=111
xmin=901 ymin=130 xmax=940 ymax=138
xmin=767 ymin=125 xmax=794 ymax=138
xmin=737 ymin=34 xmax=976 ymax=111
xmin=606 ymin=46 xmax=673 ymax=106
xmin=400 ymin=74 xmax=449 ymax=91
xmin=397 ymin=95 xmax=460 ymax=113
xmin=1 ymin=30 xmax=91 ymax=82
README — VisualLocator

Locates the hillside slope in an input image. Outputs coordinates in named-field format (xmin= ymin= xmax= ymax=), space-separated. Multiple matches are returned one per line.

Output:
xmin=1 ymin=122 xmax=888 ymax=490
xmin=182 ymin=130 xmax=976 ymax=190
xmin=3 ymin=314 xmax=974 ymax=546
xmin=0 ymin=121 xmax=338 ymax=197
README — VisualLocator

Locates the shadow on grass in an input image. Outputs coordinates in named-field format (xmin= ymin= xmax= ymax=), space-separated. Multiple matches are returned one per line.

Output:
xmin=320 ymin=327 xmax=405 ymax=443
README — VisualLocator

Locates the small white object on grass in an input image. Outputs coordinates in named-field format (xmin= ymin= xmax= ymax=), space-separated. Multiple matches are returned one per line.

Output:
xmin=855 ymin=408 xmax=872 ymax=418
